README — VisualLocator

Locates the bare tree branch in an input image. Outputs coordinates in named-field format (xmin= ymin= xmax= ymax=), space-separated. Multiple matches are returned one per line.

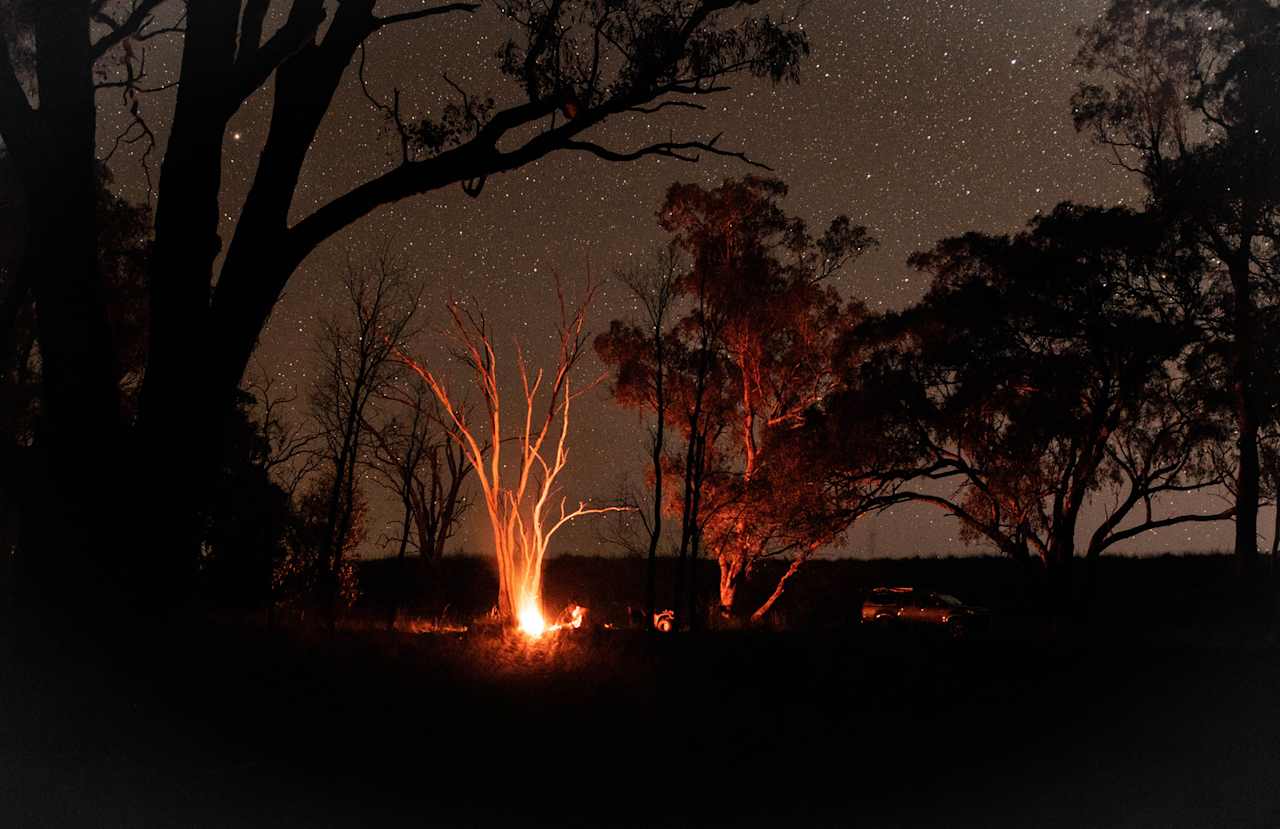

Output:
xmin=375 ymin=3 xmax=480 ymax=28
xmin=562 ymin=133 xmax=771 ymax=170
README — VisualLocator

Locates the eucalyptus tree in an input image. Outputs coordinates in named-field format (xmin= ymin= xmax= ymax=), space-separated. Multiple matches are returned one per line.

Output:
xmin=1074 ymin=0 xmax=1280 ymax=567
xmin=838 ymin=204 xmax=1231 ymax=606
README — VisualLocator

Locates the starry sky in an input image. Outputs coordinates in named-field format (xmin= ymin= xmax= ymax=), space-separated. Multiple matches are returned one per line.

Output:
xmin=105 ymin=0 xmax=1241 ymax=558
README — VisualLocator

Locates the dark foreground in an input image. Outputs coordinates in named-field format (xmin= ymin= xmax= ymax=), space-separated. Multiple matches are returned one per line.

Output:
xmin=3 ymin=612 xmax=1280 ymax=828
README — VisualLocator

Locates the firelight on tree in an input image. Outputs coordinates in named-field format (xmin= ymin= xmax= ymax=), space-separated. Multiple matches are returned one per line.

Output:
xmin=397 ymin=277 xmax=629 ymax=635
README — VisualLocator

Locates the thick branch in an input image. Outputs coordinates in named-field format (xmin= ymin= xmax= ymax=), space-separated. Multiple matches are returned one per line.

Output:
xmin=90 ymin=0 xmax=172 ymax=60
xmin=232 ymin=0 xmax=327 ymax=104
xmin=1096 ymin=507 xmax=1236 ymax=553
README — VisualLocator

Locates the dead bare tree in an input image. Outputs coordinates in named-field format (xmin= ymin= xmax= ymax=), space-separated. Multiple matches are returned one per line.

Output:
xmin=367 ymin=373 xmax=473 ymax=628
xmin=310 ymin=254 xmax=420 ymax=626
xmin=398 ymin=276 xmax=629 ymax=629
xmin=246 ymin=359 xmax=320 ymax=500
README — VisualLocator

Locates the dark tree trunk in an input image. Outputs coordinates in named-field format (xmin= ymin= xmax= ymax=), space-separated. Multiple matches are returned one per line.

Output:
xmin=389 ymin=496 xmax=413 ymax=631
xmin=1230 ymin=256 xmax=1261 ymax=573
xmin=9 ymin=8 xmax=126 ymax=615
xmin=135 ymin=0 xmax=241 ymax=605
xmin=1048 ymin=518 xmax=1078 ymax=615
xmin=686 ymin=524 xmax=703 ymax=631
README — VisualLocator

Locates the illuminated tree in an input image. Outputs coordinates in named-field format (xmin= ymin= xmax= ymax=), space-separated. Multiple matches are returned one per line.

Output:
xmin=400 ymin=279 xmax=627 ymax=630
xmin=600 ymin=177 xmax=877 ymax=619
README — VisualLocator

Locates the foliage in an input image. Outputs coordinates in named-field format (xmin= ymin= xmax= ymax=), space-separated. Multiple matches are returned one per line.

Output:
xmin=840 ymin=203 xmax=1229 ymax=583
xmin=597 ymin=176 xmax=878 ymax=617
xmin=0 ymin=161 xmax=151 ymax=445
xmin=1073 ymin=0 xmax=1280 ymax=562
xmin=276 ymin=472 xmax=367 ymax=610
xmin=200 ymin=388 xmax=293 ymax=608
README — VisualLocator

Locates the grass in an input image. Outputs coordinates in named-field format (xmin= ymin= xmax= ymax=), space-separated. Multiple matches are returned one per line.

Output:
xmin=4 ymin=553 xmax=1280 ymax=826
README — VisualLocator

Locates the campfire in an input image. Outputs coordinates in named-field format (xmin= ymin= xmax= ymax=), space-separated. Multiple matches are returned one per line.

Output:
xmin=516 ymin=601 xmax=587 ymax=639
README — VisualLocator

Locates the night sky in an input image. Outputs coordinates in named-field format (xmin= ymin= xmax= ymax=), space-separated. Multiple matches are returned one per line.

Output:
xmin=106 ymin=0 xmax=1239 ymax=558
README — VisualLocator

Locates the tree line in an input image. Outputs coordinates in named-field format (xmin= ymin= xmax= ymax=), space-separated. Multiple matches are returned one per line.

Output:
xmin=1 ymin=0 xmax=1277 ymax=628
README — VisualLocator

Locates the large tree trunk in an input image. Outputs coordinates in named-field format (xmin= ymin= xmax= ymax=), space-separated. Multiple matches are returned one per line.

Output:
xmin=10 ymin=7 xmax=126 ymax=616
xmin=389 ymin=497 xmax=412 ymax=631
xmin=135 ymin=0 xmax=241 ymax=605
xmin=1045 ymin=525 xmax=1076 ymax=617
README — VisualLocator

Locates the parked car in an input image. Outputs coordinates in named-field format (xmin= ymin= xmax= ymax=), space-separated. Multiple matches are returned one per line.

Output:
xmin=861 ymin=587 xmax=988 ymax=637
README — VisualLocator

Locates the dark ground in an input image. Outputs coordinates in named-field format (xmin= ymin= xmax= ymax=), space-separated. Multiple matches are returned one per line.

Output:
xmin=3 ymin=555 xmax=1280 ymax=827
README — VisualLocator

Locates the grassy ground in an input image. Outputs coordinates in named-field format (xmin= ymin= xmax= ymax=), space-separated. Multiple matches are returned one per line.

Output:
xmin=3 ymin=555 xmax=1280 ymax=827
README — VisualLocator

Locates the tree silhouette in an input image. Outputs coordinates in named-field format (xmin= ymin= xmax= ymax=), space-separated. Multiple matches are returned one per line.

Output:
xmin=1074 ymin=0 xmax=1280 ymax=569
xmin=0 ymin=159 xmax=152 ymax=608
xmin=594 ymin=250 xmax=679 ymax=630
xmin=199 ymin=388 xmax=294 ymax=612
xmin=843 ymin=204 xmax=1231 ymax=606
xmin=309 ymin=256 xmax=420 ymax=627
xmin=279 ymin=470 xmax=367 ymax=614
xmin=0 ymin=0 xmax=810 ymax=611
xmin=366 ymin=374 xmax=473 ymax=628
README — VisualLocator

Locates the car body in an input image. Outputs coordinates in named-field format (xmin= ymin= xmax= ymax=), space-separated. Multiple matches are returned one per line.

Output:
xmin=861 ymin=587 xmax=988 ymax=636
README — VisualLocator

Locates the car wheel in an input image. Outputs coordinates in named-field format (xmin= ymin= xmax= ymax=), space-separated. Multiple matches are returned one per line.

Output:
xmin=948 ymin=619 xmax=968 ymax=640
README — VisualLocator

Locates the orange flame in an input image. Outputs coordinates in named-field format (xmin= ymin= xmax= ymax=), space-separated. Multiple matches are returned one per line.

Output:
xmin=517 ymin=603 xmax=547 ymax=638
xmin=515 ymin=601 xmax=586 ymax=638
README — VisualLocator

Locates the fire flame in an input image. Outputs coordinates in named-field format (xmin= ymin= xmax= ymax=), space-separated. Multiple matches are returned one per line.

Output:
xmin=517 ymin=603 xmax=547 ymax=638
xmin=515 ymin=601 xmax=586 ymax=639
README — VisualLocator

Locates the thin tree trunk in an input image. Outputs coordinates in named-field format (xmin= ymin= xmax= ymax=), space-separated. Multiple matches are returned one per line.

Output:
xmin=687 ymin=523 xmax=703 ymax=631
xmin=646 ymin=333 xmax=665 ymax=633
xmin=389 ymin=496 xmax=413 ymax=631
xmin=750 ymin=550 xmax=811 ymax=625
xmin=1230 ymin=249 xmax=1261 ymax=573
